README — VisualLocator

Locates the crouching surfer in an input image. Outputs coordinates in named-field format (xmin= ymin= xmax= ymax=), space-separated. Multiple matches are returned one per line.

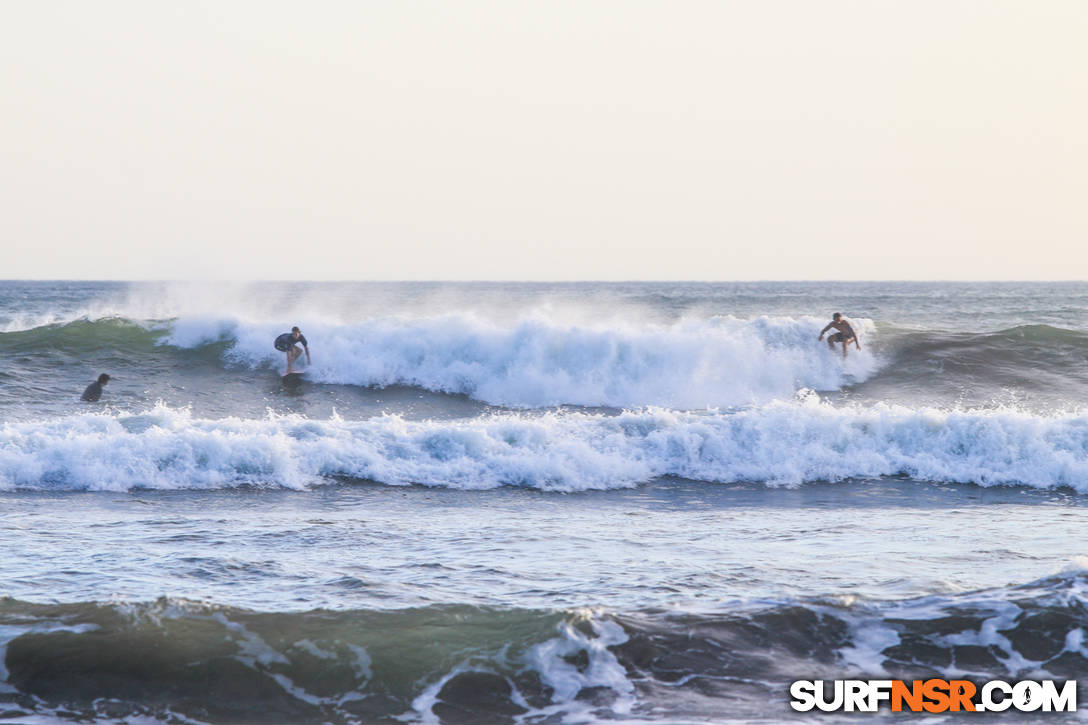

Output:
xmin=818 ymin=313 xmax=861 ymax=359
xmin=274 ymin=326 xmax=310 ymax=374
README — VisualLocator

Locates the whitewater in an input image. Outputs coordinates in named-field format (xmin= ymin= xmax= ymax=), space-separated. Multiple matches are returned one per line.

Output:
xmin=4 ymin=400 xmax=1088 ymax=492
xmin=1 ymin=280 xmax=1087 ymax=723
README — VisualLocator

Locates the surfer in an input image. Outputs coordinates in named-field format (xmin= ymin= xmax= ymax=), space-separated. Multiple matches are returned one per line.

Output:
xmin=818 ymin=313 xmax=861 ymax=359
xmin=81 ymin=373 xmax=110 ymax=402
xmin=274 ymin=327 xmax=310 ymax=374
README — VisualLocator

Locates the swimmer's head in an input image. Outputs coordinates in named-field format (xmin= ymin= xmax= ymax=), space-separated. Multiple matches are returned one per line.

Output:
xmin=97 ymin=373 xmax=110 ymax=385
xmin=291 ymin=326 xmax=301 ymax=338
xmin=832 ymin=313 xmax=842 ymax=321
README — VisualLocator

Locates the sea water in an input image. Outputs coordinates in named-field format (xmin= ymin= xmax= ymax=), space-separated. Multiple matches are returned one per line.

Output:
xmin=0 ymin=281 xmax=1086 ymax=723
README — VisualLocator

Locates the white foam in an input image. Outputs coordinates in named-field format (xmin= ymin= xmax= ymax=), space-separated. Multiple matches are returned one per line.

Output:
xmin=409 ymin=663 xmax=469 ymax=725
xmin=169 ymin=313 xmax=880 ymax=409
xmin=528 ymin=617 xmax=634 ymax=709
xmin=1063 ymin=628 xmax=1086 ymax=658
xmin=837 ymin=621 xmax=900 ymax=676
xmin=3 ymin=399 xmax=1088 ymax=492
xmin=293 ymin=639 xmax=336 ymax=660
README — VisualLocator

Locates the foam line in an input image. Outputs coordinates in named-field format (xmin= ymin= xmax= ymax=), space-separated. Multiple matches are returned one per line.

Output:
xmin=2 ymin=400 xmax=1087 ymax=492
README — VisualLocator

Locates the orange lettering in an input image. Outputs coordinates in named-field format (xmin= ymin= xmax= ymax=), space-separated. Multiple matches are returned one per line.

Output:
xmin=922 ymin=679 xmax=951 ymax=713
xmin=949 ymin=680 xmax=976 ymax=711
xmin=892 ymin=680 xmax=924 ymax=712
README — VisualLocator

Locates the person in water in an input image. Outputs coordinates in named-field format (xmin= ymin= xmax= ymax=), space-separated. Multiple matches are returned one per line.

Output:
xmin=81 ymin=373 xmax=110 ymax=401
xmin=274 ymin=326 xmax=310 ymax=374
xmin=818 ymin=313 xmax=861 ymax=359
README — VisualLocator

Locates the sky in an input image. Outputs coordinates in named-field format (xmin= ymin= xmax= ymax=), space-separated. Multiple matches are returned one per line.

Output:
xmin=2 ymin=1 xmax=1086 ymax=281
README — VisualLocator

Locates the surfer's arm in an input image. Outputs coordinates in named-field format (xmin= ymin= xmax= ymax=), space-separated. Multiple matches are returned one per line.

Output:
xmin=817 ymin=323 xmax=833 ymax=340
xmin=304 ymin=345 xmax=311 ymax=364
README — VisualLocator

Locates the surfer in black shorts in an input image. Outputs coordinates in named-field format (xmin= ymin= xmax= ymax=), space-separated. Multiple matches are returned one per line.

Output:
xmin=818 ymin=313 xmax=861 ymax=359
xmin=274 ymin=327 xmax=310 ymax=374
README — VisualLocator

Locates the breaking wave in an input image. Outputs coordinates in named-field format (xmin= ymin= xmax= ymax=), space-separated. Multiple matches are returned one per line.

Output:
xmin=191 ymin=313 xmax=881 ymax=409
xmin=1 ymin=313 xmax=881 ymax=408
xmin=3 ymin=399 xmax=1088 ymax=492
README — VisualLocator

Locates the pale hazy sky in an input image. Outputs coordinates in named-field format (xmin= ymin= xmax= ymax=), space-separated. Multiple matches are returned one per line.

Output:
xmin=2 ymin=1 xmax=1086 ymax=280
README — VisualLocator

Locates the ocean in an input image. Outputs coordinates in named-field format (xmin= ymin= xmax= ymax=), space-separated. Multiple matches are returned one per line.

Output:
xmin=0 ymin=280 xmax=1086 ymax=723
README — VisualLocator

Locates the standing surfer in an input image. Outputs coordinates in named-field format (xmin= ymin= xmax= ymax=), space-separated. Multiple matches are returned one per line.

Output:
xmin=818 ymin=313 xmax=861 ymax=359
xmin=275 ymin=327 xmax=311 ymax=374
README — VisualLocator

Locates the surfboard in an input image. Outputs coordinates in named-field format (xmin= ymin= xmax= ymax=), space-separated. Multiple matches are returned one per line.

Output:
xmin=281 ymin=371 xmax=305 ymax=387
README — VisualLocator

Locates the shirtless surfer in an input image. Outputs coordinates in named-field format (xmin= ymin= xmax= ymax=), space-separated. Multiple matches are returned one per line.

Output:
xmin=818 ymin=313 xmax=861 ymax=359
xmin=274 ymin=327 xmax=310 ymax=374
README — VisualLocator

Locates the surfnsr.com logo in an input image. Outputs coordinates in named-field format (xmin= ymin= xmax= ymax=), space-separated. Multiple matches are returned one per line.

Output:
xmin=790 ymin=679 xmax=1077 ymax=713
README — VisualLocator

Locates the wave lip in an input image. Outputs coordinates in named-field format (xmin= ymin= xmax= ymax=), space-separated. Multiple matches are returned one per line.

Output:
xmin=3 ymin=399 xmax=1088 ymax=492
